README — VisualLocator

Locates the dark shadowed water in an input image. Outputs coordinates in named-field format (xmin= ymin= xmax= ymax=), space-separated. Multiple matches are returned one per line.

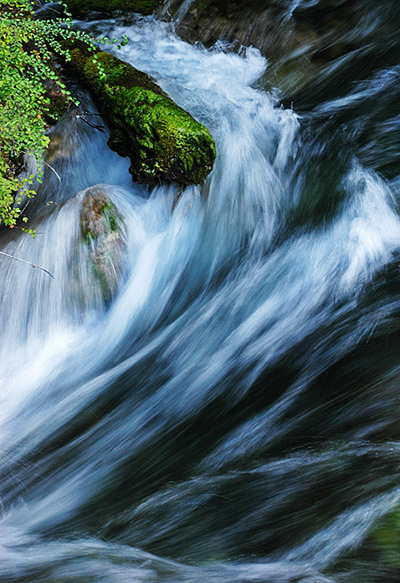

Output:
xmin=2 ymin=2 xmax=400 ymax=581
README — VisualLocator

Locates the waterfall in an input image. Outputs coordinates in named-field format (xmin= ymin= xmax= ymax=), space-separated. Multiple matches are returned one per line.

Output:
xmin=2 ymin=9 xmax=400 ymax=583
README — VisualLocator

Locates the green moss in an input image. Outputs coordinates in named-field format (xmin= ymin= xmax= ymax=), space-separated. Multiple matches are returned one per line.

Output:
xmin=81 ymin=194 xmax=122 ymax=243
xmin=79 ymin=51 xmax=164 ymax=96
xmin=69 ymin=47 xmax=216 ymax=186
xmin=64 ymin=0 xmax=159 ymax=17
xmin=102 ymin=202 xmax=119 ymax=233
xmin=372 ymin=505 xmax=400 ymax=567
xmin=80 ymin=188 xmax=126 ymax=302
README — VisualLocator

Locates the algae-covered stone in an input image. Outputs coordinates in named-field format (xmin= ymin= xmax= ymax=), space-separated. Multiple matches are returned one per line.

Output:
xmin=64 ymin=0 xmax=160 ymax=18
xmin=80 ymin=185 xmax=126 ymax=303
xmin=68 ymin=46 xmax=216 ymax=186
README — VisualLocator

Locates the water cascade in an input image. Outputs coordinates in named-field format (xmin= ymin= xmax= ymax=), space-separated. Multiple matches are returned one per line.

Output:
xmin=2 ymin=5 xmax=400 ymax=582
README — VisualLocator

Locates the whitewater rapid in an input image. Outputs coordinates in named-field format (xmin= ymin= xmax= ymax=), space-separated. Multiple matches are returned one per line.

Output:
xmin=1 ymin=14 xmax=400 ymax=583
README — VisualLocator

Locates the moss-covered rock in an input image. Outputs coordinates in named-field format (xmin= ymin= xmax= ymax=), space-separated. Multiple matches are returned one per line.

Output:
xmin=64 ymin=0 xmax=160 ymax=18
xmin=68 ymin=46 xmax=216 ymax=186
xmin=80 ymin=185 xmax=126 ymax=303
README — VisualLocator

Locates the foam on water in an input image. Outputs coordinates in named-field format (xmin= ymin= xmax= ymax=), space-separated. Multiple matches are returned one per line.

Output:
xmin=1 ymin=14 xmax=400 ymax=583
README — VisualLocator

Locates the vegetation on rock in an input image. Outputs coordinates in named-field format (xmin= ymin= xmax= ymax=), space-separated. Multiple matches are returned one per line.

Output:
xmin=80 ymin=185 xmax=126 ymax=303
xmin=0 ymin=0 xmax=214 ymax=232
xmin=0 ymin=0 xmax=96 ymax=229
xmin=68 ymin=45 xmax=216 ymax=186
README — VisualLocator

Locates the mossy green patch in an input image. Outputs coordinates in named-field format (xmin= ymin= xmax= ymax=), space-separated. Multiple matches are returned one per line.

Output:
xmin=69 ymin=47 xmax=216 ymax=186
xmin=80 ymin=187 xmax=126 ymax=303
xmin=64 ymin=0 xmax=159 ymax=18
xmin=372 ymin=505 xmax=400 ymax=567
xmin=81 ymin=190 xmax=122 ymax=243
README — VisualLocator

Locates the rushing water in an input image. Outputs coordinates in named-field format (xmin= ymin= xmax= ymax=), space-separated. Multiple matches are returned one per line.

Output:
xmin=2 ymin=4 xmax=400 ymax=582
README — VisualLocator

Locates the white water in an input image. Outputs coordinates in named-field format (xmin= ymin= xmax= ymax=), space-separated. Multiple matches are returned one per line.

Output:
xmin=1 ymin=15 xmax=400 ymax=583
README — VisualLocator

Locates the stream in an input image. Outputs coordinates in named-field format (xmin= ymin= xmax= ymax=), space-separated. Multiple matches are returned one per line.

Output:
xmin=2 ymin=4 xmax=400 ymax=582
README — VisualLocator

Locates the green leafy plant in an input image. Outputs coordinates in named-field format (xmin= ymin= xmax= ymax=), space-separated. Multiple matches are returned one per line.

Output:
xmin=0 ymin=0 xmax=102 ymax=230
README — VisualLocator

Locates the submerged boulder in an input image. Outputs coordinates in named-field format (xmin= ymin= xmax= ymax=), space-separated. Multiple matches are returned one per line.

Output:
xmin=80 ymin=185 xmax=126 ymax=303
xmin=67 ymin=45 xmax=216 ymax=186
xmin=63 ymin=0 xmax=160 ymax=18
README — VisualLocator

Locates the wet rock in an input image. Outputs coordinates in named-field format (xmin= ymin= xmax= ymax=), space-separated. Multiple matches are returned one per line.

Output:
xmin=33 ymin=2 xmax=67 ymax=20
xmin=80 ymin=185 xmax=126 ymax=303
xmin=159 ymin=0 xmax=317 ymax=99
xmin=63 ymin=0 xmax=161 ymax=18
xmin=331 ymin=499 xmax=400 ymax=580
xmin=67 ymin=45 xmax=216 ymax=186
xmin=160 ymin=0 xmax=283 ymax=56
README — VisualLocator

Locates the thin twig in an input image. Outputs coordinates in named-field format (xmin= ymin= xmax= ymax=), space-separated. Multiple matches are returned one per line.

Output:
xmin=77 ymin=115 xmax=105 ymax=131
xmin=0 ymin=251 xmax=55 ymax=279
xmin=174 ymin=190 xmax=197 ymax=239
xmin=42 ymin=160 xmax=62 ymax=185
xmin=79 ymin=111 xmax=103 ymax=117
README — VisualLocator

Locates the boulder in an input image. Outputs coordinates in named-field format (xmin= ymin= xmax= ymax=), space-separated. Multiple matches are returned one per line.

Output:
xmin=67 ymin=45 xmax=216 ymax=186
xmin=80 ymin=185 xmax=126 ymax=303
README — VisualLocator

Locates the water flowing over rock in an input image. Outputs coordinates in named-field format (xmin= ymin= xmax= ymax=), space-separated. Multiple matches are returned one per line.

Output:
xmin=160 ymin=0 xmax=371 ymax=107
xmin=4 ymin=5 xmax=400 ymax=583
xmin=80 ymin=185 xmax=126 ymax=302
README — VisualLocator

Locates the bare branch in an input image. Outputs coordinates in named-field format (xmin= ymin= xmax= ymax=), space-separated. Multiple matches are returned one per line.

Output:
xmin=0 ymin=251 xmax=55 ymax=279
xmin=77 ymin=114 xmax=105 ymax=131
xmin=42 ymin=160 xmax=62 ymax=185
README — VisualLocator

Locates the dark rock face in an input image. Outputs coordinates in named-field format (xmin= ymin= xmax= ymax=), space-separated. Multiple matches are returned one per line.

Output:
xmin=80 ymin=185 xmax=126 ymax=303
xmin=33 ymin=2 xmax=67 ymax=20
xmin=160 ymin=0 xmax=284 ymax=57
xmin=63 ymin=0 xmax=160 ymax=18
xmin=67 ymin=45 xmax=216 ymax=186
